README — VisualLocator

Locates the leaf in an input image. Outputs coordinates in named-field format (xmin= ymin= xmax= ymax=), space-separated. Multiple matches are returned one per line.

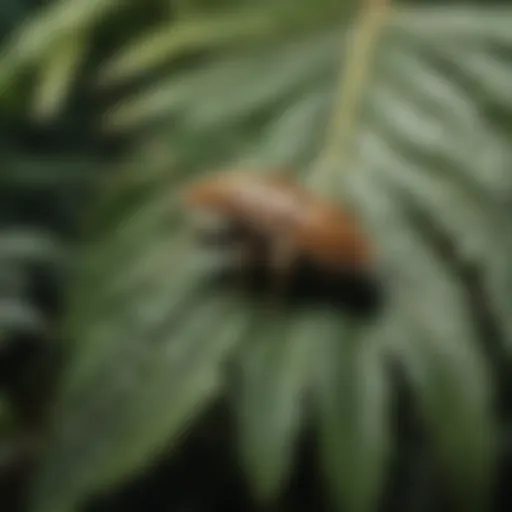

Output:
xmin=0 ymin=297 xmax=44 ymax=339
xmin=31 ymin=247 xmax=252 ymax=512
xmin=0 ymin=229 xmax=63 ymax=265
xmin=250 ymin=86 xmax=334 ymax=169
xmin=104 ymin=30 xmax=342 ymax=133
xmin=26 ymin=169 xmax=251 ymax=512
xmin=234 ymin=307 xmax=313 ymax=501
xmin=31 ymin=4 xmax=511 ymax=512
xmin=0 ymin=0 xmax=123 ymax=92
xmin=115 ymin=6 xmax=511 ymax=352
xmin=392 ymin=7 xmax=512 ymax=43
xmin=97 ymin=8 xmax=278 ymax=87
xmin=0 ymin=229 xmax=63 ymax=341
xmin=345 ymin=169 xmax=496 ymax=510
xmin=314 ymin=314 xmax=390 ymax=512
xmin=0 ymin=154 xmax=100 ymax=188
xmin=98 ymin=0 xmax=351 ymax=87
xmin=184 ymin=33 xmax=341 ymax=133
xmin=30 ymin=31 xmax=88 ymax=121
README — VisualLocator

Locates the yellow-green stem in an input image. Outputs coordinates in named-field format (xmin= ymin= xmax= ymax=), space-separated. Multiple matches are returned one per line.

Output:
xmin=311 ymin=0 xmax=391 ymax=191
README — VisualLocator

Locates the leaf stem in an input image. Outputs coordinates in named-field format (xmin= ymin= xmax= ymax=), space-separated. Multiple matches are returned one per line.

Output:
xmin=312 ymin=0 xmax=391 ymax=190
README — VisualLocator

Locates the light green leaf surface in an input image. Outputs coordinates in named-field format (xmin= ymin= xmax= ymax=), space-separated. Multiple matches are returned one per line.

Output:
xmin=346 ymin=169 xmax=496 ymax=510
xmin=97 ymin=0 xmax=352 ymax=87
xmin=30 ymin=31 xmax=88 ymax=121
xmin=97 ymin=9 xmax=278 ymax=87
xmin=0 ymin=0 xmax=124 ymax=91
xmin=0 ymin=229 xmax=62 ymax=264
xmin=33 ymin=231 xmax=253 ymax=512
xmin=315 ymin=317 xmax=390 ymax=512
xmin=234 ymin=307 xmax=314 ymax=501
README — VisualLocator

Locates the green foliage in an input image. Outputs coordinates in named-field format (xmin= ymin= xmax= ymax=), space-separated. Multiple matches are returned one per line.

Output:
xmin=0 ymin=0 xmax=122 ymax=94
xmin=0 ymin=1 xmax=509 ymax=512
xmin=315 ymin=319 xmax=390 ymax=512
xmin=234 ymin=307 xmax=313 ymax=501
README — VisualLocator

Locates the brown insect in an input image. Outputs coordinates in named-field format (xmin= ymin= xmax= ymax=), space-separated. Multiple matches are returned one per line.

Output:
xmin=184 ymin=170 xmax=375 ymax=281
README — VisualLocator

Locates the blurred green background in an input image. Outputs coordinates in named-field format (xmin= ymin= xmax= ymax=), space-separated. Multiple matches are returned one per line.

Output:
xmin=1 ymin=0 xmax=512 ymax=511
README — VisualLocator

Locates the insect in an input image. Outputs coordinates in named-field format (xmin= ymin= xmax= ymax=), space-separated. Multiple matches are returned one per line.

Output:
xmin=184 ymin=170 xmax=375 ymax=280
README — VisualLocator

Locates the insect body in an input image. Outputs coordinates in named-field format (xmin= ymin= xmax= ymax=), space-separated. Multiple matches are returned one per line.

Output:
xmin=184 ymin=171 xmax=374 ymax=278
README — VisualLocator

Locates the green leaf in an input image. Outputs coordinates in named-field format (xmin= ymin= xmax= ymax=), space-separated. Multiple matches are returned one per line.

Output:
xmin=314 ymin=315 xmax=390 ymax=512
xmin=104 ymin=30 xmax=342 ymax=133
xmin=97 ymin=0 xmax=352 ymax=87
xmin=31 ymin=255 xmax=251 ymax=512
xmin=30 ymin=31 xmax=88 ymax=121
xmin=28 ymin=175 xmax=252 ymax=511
xmin=0 ymin=297 xmax=44 ymax=338
xmin=0 ymin=154 xmax=101 ymax=188
xmin=0 ymin=229 xmax=62 ymax=264
xmin=97 ymin=8 xmax=278 ymax=87
xmin=234 ymin=307 xmax=313 ymax=501
xmin=0 ymin=0 xmax=123 ymax=92
xmin=30 ymin=4 xmax=511 ymax=512
xmin=249 ymin=86 xmax=334 ymax=169
xmin=345 ymin=170 xmax=496 ymax=510
xmin=392 ymin=7 xmax=512 ymax=43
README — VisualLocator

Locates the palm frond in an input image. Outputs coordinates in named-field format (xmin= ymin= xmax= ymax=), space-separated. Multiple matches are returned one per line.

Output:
xmin=26 ymin=4 xmax=512 ymax=512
